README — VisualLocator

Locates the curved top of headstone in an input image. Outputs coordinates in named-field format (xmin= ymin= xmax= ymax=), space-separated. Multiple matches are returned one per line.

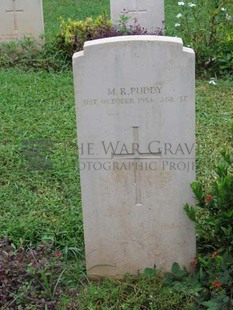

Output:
xmin=73 ymin=36 xmax=194 ymax=61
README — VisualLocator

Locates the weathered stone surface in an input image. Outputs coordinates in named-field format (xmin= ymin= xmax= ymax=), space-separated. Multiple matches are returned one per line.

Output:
xmin=73 ymin=36 xmax=196 ymax=279
xmin=0 ymin=0 xmax=44 ymax=43
xmin=110 ymin=0 xmax=165 ymax=33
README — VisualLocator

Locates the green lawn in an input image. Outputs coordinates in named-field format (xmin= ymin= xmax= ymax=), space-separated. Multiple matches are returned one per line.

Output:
xmin=0 ymin=0 xmax=232 ymax=308
xmin=44 ymin=0 xmax=110 ymax=39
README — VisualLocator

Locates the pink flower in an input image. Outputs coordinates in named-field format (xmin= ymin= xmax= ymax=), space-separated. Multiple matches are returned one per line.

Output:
xmin=54 ymin=251 xmax=61 ymax=258
xmin=211 ymin=252 xmax=218 ymax=259
xmin=205 ymin=194 xmax=213 ymax=204
xmin=191 ymin=258 xmax=198 ymax=267
xmin=212 ymin=280 xmax=221 ymax=288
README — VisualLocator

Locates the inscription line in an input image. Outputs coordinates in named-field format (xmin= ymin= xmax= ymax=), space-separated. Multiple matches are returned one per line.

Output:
xmin=128 ymin=0 xmax=147 ymax=14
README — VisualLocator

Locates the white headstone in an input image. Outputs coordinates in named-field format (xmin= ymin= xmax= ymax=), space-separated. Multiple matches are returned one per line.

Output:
xmin=110 ymin=0 xmax=164 ymax=33
xmin=73 ymin=36 xmax=196 ymax=279
xmin=0 ymin=0 xmax=44 ymax=43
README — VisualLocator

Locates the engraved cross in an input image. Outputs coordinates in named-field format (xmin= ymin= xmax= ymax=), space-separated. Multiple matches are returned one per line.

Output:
xmin=112 ymin=126 xmax=161 ymax=206
xmin=6 ymin=0 xmax=23 ymax=31
xmin=122 ymin=0 xmax=147 ymax=14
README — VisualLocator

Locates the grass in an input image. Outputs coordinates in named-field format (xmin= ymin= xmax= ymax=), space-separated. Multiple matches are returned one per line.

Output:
xmin=44 ymin=0 xmax=110 ymax=39
xmin=196 ymin=79 xmax=233 ymax=187
xmin=0 ymin=0 xmax=233 ymax=308
xmin=74 ymin=273 xmax=193 ymax=309
xmin=0 ymin=69 xmax=83 ymax=250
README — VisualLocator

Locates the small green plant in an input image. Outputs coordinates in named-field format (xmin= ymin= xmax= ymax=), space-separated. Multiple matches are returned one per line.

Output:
xmin=185 ymin=143 xmax=233 ymax=254
xmin=172 ymin=0 xmax=233 ymax=76
xmin=56 ymin=15 xmax=113 ymax=58
xmin=165 ymin=257 xmax=233 ymax=309
xmin=0 ymin=239 xmax=65 ymax=308
xmin=167 ymin=121 xmax=233 ymax=309
xmin=56 ymin=14 xmax=162 ymax=60
xmin=0 ymin=37 xmax=69 ymax=72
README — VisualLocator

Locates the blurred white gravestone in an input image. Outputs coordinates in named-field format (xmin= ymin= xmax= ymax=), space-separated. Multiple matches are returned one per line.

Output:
xmin=73 ymin=36 xmax=196 ymax=279
xmin=110 ymin=0 xmax=165 ymax=33
xmin=0 ymin=0 xmax=44 ymax=43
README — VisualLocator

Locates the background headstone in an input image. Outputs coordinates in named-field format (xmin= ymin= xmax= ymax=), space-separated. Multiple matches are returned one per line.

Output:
xmin=110 ymin=0 xmax=165 ymax=33
xmin=0 ymin=0 xmax=44 ymax=43
xmin=73 ymin=36 xmax=196 ymax=279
